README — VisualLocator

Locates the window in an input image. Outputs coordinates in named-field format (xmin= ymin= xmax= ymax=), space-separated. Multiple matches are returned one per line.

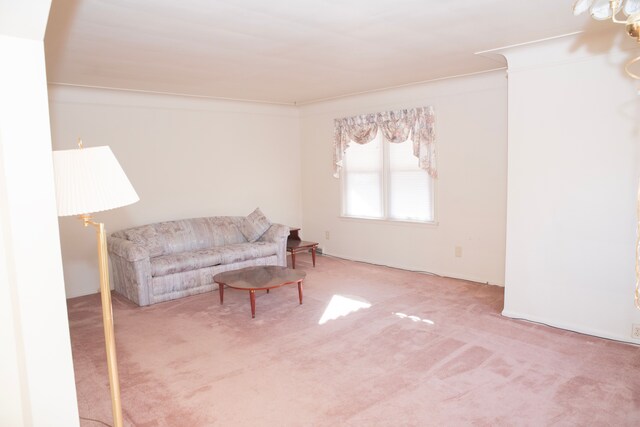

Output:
xmin=342 ymin=131 xmax=434 ymax=222
xmin=334 ymin=106 xmax=436 ymax=221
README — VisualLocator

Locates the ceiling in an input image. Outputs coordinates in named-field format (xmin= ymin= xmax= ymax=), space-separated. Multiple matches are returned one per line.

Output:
xmin=45 ymin=0 xmax=596 ymax=105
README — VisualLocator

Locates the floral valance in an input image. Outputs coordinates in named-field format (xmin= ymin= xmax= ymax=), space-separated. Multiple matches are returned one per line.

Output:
xmin=333 ymin=106 xmax=436 ymax=178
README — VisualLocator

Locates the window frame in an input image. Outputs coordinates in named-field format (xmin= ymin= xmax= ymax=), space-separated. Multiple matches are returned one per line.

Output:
xmin=340 ymin=132 xmax=437 ymax=225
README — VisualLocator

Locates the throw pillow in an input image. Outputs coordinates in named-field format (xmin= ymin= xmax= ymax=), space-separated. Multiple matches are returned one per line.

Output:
xmin=240 ymin=207 xmax=272 ymax=242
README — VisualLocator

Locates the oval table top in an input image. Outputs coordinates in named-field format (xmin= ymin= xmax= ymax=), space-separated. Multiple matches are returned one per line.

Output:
xmin=213 ymin=265 xmax=306 ymax=291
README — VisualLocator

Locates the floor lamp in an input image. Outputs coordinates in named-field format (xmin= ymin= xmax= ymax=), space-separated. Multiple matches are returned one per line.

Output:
xmin=53 ymin=140 xmax=139 ymax=427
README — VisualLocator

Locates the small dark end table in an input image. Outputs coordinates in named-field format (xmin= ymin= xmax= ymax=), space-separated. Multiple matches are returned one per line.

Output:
xmin=287 ymin=228 xmax=318 ymax=269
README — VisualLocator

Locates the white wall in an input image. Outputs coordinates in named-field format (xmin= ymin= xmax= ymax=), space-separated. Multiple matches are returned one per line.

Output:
xmin=49 ymin=86 xmax=302 ymax=298
xmin=501 ymin=31 xmax=640 ymax=342
xmin=0 ymin=1 xmax=80 ymax=425
xmin=299 ymin=71 xmax=508 ymax=285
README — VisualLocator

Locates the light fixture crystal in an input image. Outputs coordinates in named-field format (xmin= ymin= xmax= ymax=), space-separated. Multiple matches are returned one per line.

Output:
xmin=573 ymin=0 xmax=640 ymax=80
xmin=573 ymin=0 xmax=594 ymax=16
xmin=625 ymin=0 xmax=640 ymax=15
xmin=592 ymin=0 xmax=619 ymax=20
xmin=574 ymin=0 xmax=640 ymax=18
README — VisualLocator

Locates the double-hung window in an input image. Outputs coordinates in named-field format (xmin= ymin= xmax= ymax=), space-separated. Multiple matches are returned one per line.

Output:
xmin=334 ymin=106 xmax=436 ymax=223
xmin=342 ymin=131 xmax=434 ymax=222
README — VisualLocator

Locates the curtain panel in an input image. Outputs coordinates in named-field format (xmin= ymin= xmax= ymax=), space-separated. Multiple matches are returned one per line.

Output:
xmin=333 ymin=106 xmax=436 ymax=178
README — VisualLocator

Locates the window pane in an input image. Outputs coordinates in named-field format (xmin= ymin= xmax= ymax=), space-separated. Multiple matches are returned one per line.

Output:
xmin=343 ymin=135 xmax=383 ymax=218
xmin=388 ymin=140 xmax=433 ymax=221
xmin=341 ymin=133 xmax=433 ymax=222
xmin=345 ymin=172 xmax=383 ymax=218
xmin=344 ymin=139 xmax=381 ymax=171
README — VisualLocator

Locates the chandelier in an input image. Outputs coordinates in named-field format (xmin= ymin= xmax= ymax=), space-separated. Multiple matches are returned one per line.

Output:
xmin=574 ymin=0 xmax=640 ymax=78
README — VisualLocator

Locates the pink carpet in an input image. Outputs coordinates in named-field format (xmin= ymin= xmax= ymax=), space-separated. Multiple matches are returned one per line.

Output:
xmin=68 ymin=254 xmax=640 ymax=426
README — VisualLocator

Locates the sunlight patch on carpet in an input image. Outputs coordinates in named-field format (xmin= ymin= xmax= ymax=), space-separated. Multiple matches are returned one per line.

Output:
xmin=393 ymin=312 xmax=435 ymax=325
xmin=318 ymin=294 xmax=372 ymax=325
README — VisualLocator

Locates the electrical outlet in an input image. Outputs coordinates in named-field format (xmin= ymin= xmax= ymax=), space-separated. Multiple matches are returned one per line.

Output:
xmin=454 ymin=246 xmax=462 ymax=258
xmin=325 ymin=231 xmax=330 ymax=240
xmin=632 ymin=324 xmax=640 ymax=339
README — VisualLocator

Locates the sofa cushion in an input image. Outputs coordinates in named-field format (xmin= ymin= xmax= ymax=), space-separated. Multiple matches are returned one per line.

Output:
xmin=240 ymin=208 xmax=271 ymax=242
xmin=114 ymin=217 xmax=249 ymax=257
xmin=201 ymin=217 xmax=246 ymax=246
xmin=150 ymin=242 xmax=278 ymax=277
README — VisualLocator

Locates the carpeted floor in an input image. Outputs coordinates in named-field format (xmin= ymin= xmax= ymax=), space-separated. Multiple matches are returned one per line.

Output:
xmin=68 ymin=254 xmax=640 ymax=426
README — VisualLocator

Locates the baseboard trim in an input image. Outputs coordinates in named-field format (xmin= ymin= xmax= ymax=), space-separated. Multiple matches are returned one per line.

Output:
xmin=502 ymin=309 xmax=640 ymax=345
xmin=322 ymin=251 xmax=504 ymax=287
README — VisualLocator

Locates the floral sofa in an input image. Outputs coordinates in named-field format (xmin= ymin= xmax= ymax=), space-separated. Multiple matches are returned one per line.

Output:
xmin=107 ymin=210 xmax=288 ymax=306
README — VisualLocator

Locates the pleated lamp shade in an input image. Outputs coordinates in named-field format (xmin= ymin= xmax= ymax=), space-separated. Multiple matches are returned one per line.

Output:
xmin=53 ymin=146 xmax=139 ymax=217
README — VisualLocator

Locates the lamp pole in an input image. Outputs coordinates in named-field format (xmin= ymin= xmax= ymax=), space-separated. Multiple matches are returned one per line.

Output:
xmin=83 ymin=215 xmax=123 ymax=427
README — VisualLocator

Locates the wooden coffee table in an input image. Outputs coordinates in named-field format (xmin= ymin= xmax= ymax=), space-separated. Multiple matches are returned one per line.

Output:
xmin=213 ymin=266 xmax=306 ymax=318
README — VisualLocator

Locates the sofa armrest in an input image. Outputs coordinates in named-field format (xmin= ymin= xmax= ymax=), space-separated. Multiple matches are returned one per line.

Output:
xmin=107 ymin=236 xmax=149 ymax=262
xmin=258 ymin=223 xmax=290 ymax=243
xmin=107 ymin=236 xmax=152 ymax=306
xmin=258 ymin=223 xmax=289 ymax=267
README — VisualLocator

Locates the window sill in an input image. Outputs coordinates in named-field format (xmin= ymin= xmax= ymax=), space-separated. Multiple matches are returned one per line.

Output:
xmin=339 ymin=215 xmax=439 ymax=228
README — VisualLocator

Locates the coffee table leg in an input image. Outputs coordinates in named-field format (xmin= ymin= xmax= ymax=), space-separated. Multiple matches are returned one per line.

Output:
xmin=297 ymin=281 xmax=303 ymax=304
xmin=250 ymin=290 xmax=256 ymax=318
xmin=311 ymin=247 xmax=316 ymax=267
xmin=291 ymin=251 xmax=296 ymax=269
xmin=218 ymin=283 xmax=224 ymax=304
